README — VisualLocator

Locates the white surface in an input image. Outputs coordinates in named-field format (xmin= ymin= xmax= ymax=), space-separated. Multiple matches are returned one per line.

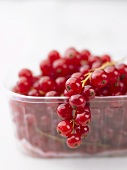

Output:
xmin=1 ymin=1 xmax=127 ymax=170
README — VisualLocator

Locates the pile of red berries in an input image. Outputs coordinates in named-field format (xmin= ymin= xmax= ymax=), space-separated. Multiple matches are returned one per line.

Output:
xmin=12 ymin=47 xmax=127 ymax=149
xmin=13 ymin=48 xmax=111 ymax=97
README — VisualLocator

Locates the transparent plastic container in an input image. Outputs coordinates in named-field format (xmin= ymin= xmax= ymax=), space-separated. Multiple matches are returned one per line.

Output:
xmin=3 ymin=61 xmax=127 ymax=158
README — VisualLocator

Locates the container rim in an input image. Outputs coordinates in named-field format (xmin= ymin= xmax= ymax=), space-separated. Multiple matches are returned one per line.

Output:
xmin=3 ymin=85 xmax=127 ymax=101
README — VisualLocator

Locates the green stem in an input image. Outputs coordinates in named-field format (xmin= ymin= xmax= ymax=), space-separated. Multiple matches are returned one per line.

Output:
xmin=81 ymin=73 xmax=92 ymax=87
xmin=36 ymin=127 xmax=64 ymax=143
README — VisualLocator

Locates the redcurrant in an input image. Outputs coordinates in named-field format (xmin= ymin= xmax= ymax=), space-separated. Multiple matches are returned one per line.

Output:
xmin=57 ymin=120 xmax=73 ymax=137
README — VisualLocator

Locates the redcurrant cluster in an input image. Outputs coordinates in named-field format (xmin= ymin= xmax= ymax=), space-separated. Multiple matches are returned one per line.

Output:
xmin=12 ymin=47 xmax=127 ymax=149
xmin=90 ymin=62 xmax=127 ymax=96
xmin=57 ymin=74 xmax=95 ymax=148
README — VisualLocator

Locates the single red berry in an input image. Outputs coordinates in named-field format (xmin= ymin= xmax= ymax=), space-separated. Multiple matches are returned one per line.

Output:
xmin=91 ymin=69 xmax=109 ymax=88
xmin=40 ymin=59 xmax=54 ymax=77
xmin=75 ymin=125 xmax=89 ymax=138
xmin=79 ymin=49 xmax=91 ymax=61
xmin=64 ymin=47 xmax=76 ymax=54
xmin=17 ymin=77 xmax=31 ymax=94
xmin=18 ymin=68 xmax=33 ymax=80
xmin=109 ymin=81 xmax=120 ymax=96
xmin=66 ymin=134 xmax=81 ymax=148
xmin=101 ymin=54 xmax=111 ymax=63
xmin=64 ymin=47 xmax=80 ymax=66
xmin=75 ymin=109 xmax=91 ymax=126
xmin=109 ymin=81 xmax=126 ymax=96
xmin=82 ymin=85 xmax=95 ymax=101
xmin=38 ymin=76 xmax=56 ymax=93
xmin=115 ymin=63 xmax=127 ymax=80
xmin=66 ymin=77 xmax=82 ymax=95
xmin=57 ymin=103 xmax=73 ymax=119
xmin=45 ymin=91 xmax=58 ymax=97
xmin=53 ymin=59 xmax=68 ymax=77
xmin=57 ymin=120 xmax=73 ymax=137
xmin=48 ymin=50 xmax=60 ymax=63
xmin=69 ymin=94 xmax=86 ymax=110
xmin=55 ymin=77 xmax=66 ymax=94
xmin=104 ymin=66 xmax=120 ymax=83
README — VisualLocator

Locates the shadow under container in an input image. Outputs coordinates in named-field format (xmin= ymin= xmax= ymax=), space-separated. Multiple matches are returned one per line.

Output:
xmin=3 ymin=63 xmax=127 ymax=158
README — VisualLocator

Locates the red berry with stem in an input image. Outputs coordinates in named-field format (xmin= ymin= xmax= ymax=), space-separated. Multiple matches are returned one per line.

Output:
xmin=48 ymin=50 xmax=60 ymax=63
xmin=91 ymin=69 xmax=109 ymax=88
xmin=75 ymin=109 xmax=91 ymax=126
xmin=17 ymin=77 xmax=31 ymax=94
xmin=57 ymin=103 xmax=73 ymax=119
xmin=82 ymin=85 xmax=95 ymax=101
xmin=66 ymin=134 xmax=81 ymax=148
xmin=66 ymin=77 xmax=82 ymax=95
xmin=57 ymin=120 xmax=73 ymax=137
xmin=69 ymin=94 xmax=86 ymax=110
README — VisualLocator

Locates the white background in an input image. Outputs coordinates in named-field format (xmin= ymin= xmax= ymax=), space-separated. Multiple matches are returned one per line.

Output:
xmin=1 ymin=0 xmax=127 ymax=170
